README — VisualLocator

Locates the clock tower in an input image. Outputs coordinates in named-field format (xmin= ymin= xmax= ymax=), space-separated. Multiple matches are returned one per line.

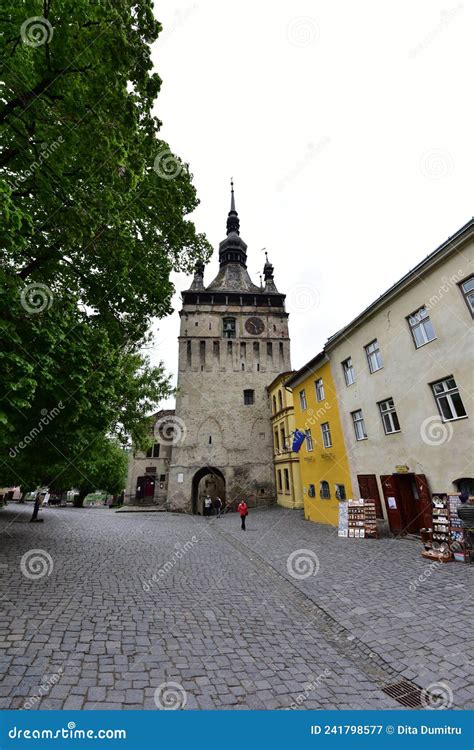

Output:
xmin=166 ymin=182 xmax=291 ymax=513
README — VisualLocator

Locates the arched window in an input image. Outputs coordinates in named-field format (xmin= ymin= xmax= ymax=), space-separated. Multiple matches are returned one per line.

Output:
xmin=278 ymin=390 xmax=283 ymax=411
xmin=320 ymin=481 xmax=330 ymax=499
xmin=272 ymin=395 xmax=277 ymax=413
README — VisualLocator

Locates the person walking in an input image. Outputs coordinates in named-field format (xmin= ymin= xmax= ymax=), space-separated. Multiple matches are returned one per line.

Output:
xmin=204 ymin=495 xmax=212 ymax=517
xmin=237 ymin=500 xmax=248 ymax=530
xmin=215 ymin=496 xmax=223 ymax=519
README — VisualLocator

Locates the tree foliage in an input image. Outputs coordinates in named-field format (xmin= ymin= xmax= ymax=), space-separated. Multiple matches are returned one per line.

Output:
xmin=0 ymin=0 xmax=211 ymax=492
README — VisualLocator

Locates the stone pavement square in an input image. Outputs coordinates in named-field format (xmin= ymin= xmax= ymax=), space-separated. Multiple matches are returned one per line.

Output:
xmin=0 ymin=503 xmax=472 ymax=710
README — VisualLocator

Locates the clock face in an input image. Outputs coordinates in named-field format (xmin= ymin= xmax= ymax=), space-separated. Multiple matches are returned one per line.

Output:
xmin=245 ymin=317 xmax=265 ymax=335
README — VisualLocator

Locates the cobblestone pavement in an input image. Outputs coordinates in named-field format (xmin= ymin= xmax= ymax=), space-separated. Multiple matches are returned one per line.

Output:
xmin=0 ymin=504 xmax=472 ymax=710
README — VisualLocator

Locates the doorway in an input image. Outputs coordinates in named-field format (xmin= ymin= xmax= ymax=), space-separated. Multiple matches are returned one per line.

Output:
xmin=380 ymin=473 xmax=431 ymax=534
xmin=135 ymin=475 xmax=155 ymax=503
xmin=191 ymin=467 xmax=226 ymax=515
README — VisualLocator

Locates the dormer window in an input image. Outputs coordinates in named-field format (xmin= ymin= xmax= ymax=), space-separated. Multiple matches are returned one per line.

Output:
xmin=223 ymin=317 xmax=236 ymax=338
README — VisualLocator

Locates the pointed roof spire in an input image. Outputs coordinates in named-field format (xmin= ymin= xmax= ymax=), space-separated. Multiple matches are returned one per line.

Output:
xmin=226 ymin=177 xmax=240 ymax=235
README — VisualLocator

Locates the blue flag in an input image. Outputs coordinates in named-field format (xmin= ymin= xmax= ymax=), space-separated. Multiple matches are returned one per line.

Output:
xmin=291 ymin=430 xmax=306 ymax=452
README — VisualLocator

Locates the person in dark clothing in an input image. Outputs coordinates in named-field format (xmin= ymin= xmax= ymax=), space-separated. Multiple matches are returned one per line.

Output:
xmin=238 ymin=500 xmax=248 ymax=530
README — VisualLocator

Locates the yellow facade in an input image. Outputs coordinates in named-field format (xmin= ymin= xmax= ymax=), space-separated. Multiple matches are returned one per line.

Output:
xmin=288 ymin=353 xmax=353 ymax=526
xmin=268 ymin=373 xmax=303 ymax=509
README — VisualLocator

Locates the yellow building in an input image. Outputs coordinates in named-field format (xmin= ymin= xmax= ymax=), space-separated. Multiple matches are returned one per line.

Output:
xmin=267 ymin=372 xmax=303 ymax=509
xmin=286 ymin=352 xmax=353 ymax=526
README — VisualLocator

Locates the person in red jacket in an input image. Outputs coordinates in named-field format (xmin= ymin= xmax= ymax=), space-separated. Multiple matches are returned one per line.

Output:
xmin=237 ymin=500 xmax=248 ymax=530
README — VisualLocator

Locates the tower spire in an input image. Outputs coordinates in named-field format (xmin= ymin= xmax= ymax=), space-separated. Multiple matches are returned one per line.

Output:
xmin=226 ymin=177 xmax=240 ymax=235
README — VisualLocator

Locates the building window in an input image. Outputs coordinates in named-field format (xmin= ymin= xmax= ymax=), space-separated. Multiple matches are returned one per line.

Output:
xmin=308 ymin=484 xmax=316 ymax=497
xmin=352 ymin=410 xmax=367 ymax=440
xmin=320 ymin=480 xmax=330 ymax=499
xmin=199 ymin=340 xmax=206 ymax=366
xmin=159 ymin=474 xmax=166 ymax=482
xmin=378 ymin=398 xmax=401 ymax=434
xmin=431 ymin=377 xmax=467 ymax=421
xmin=365 ymin=339 xmax=383 ymax=373
xmin=299 ymin=389 xmax=307 ymax=410
xmin=227 ymin=341 xmax=232 ymax=355
xmin=342 ymin=357 xmax=355 ymax=386
xmin=186 ymin=340 xmax=192 ymax=366
xmin=284 ymin=468 xmax=290 ymax=492
xmin=274 ymin=430 xmax=280 ymax=451
xmin=267 ymin=342 xmax=273 ymax=357
xmin=280 ymin=427 xmax=286 ymax=450
xmin=213 ymin=341 xmax=220 ymax=357
xmin=146 ymin=443 xmax=160 ymax=458
xmin=335 ymin=484 xmax=346 ymax=500
xmin=305 ymin=429 xmax=313 ymax=451
xmin=315 ymin=378 xmax=325 ymax=401
xmin=321 ymin=422 xmax=332 ymax=448
xmin=272 ymin=395 xmax=277 ymax=413
xmin=243 ymin=389 xmax=255 ymax=405
xmin=459 ymin=275 xmax=474 ymax=316
xmin=278 ymin=390 xmax=283 ymax=411
xmin=277 ymin=470 xmax=282 ymax=492
xmin=408 ymin=306 xmax=436 ymax=348
xmin=223 ymin=317 xmax=236 ymax=338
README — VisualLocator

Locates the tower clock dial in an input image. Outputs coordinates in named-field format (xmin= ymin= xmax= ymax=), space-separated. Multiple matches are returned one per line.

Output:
xmin=245 ymin=316 xmax=265 ymax=335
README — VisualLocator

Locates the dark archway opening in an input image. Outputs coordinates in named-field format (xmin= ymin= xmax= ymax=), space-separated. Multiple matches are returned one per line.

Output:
xmin=191 ymin=467 xmax=226 ymax=515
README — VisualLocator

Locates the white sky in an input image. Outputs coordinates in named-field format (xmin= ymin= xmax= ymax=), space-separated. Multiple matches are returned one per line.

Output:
xmin=148 ymin=0 xmax=473 ymax=409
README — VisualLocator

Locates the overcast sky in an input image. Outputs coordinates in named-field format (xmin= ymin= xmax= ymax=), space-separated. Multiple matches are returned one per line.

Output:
xmin=148 ymin=0 xmax=473 ymax=408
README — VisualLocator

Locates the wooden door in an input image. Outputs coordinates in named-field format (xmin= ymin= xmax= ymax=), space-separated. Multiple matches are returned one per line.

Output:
xmin=357 ymin=474 xmax=384 ymax=518
xmin=380 ymin=474 xmax=403 ymax=533
xmin=415 ymin=474 xmax=432 ymax=529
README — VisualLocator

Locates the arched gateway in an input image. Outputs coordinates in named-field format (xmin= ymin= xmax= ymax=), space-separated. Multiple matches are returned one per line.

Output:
xmin=191 ymin=467 xmax=226 ymax=515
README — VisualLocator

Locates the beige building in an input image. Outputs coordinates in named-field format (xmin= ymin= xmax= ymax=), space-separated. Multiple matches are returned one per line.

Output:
xmin=125 ymin=410 xmax=174 ymax=506
xmin=326 ymin=219 xmax=474 ymax=534
xmin=268 ymin=372 xmax=303 ymax=509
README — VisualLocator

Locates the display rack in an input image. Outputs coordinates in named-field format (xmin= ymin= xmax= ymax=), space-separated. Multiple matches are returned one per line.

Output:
xmin=421 ymin=493 xmax=452 ymax=562
xmin=448 ymin=494 xmax=470 ymax=563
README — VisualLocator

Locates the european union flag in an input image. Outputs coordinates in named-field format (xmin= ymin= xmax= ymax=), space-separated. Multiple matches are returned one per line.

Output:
xmin=291 ymin=430 xmax=306 ymax=452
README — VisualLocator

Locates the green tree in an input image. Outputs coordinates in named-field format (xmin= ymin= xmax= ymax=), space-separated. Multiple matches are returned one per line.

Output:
xmin=1 ymin=0 xmax=211 ymax=492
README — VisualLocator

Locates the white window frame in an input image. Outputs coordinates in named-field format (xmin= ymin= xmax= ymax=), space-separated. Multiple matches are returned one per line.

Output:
xmin=407 ymin=306 xmax=436 ymax=348
xmin=378 ymin=398 xmax=401 ymax=434
xmin=459 ymin=275 xmax=474 ymax=317
xmin=342 ymin=357 xmax=355 ymax=386
xmin=321 ymin=422 xmax=332 ymax=448
xmin=352 ymin=409 xmax=367 ymax=440
xmin=431 ymin=377 xmax=467 ymax=422
xmin=299 ymin=389 xmax=307 ymax=410
xmin=315 ymin=378 xmax=325 ymax=402
xmin=365 ymin=340 xmax=383 ymax=373
xmin=305 ymin=428 xmax=313 ymax=451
